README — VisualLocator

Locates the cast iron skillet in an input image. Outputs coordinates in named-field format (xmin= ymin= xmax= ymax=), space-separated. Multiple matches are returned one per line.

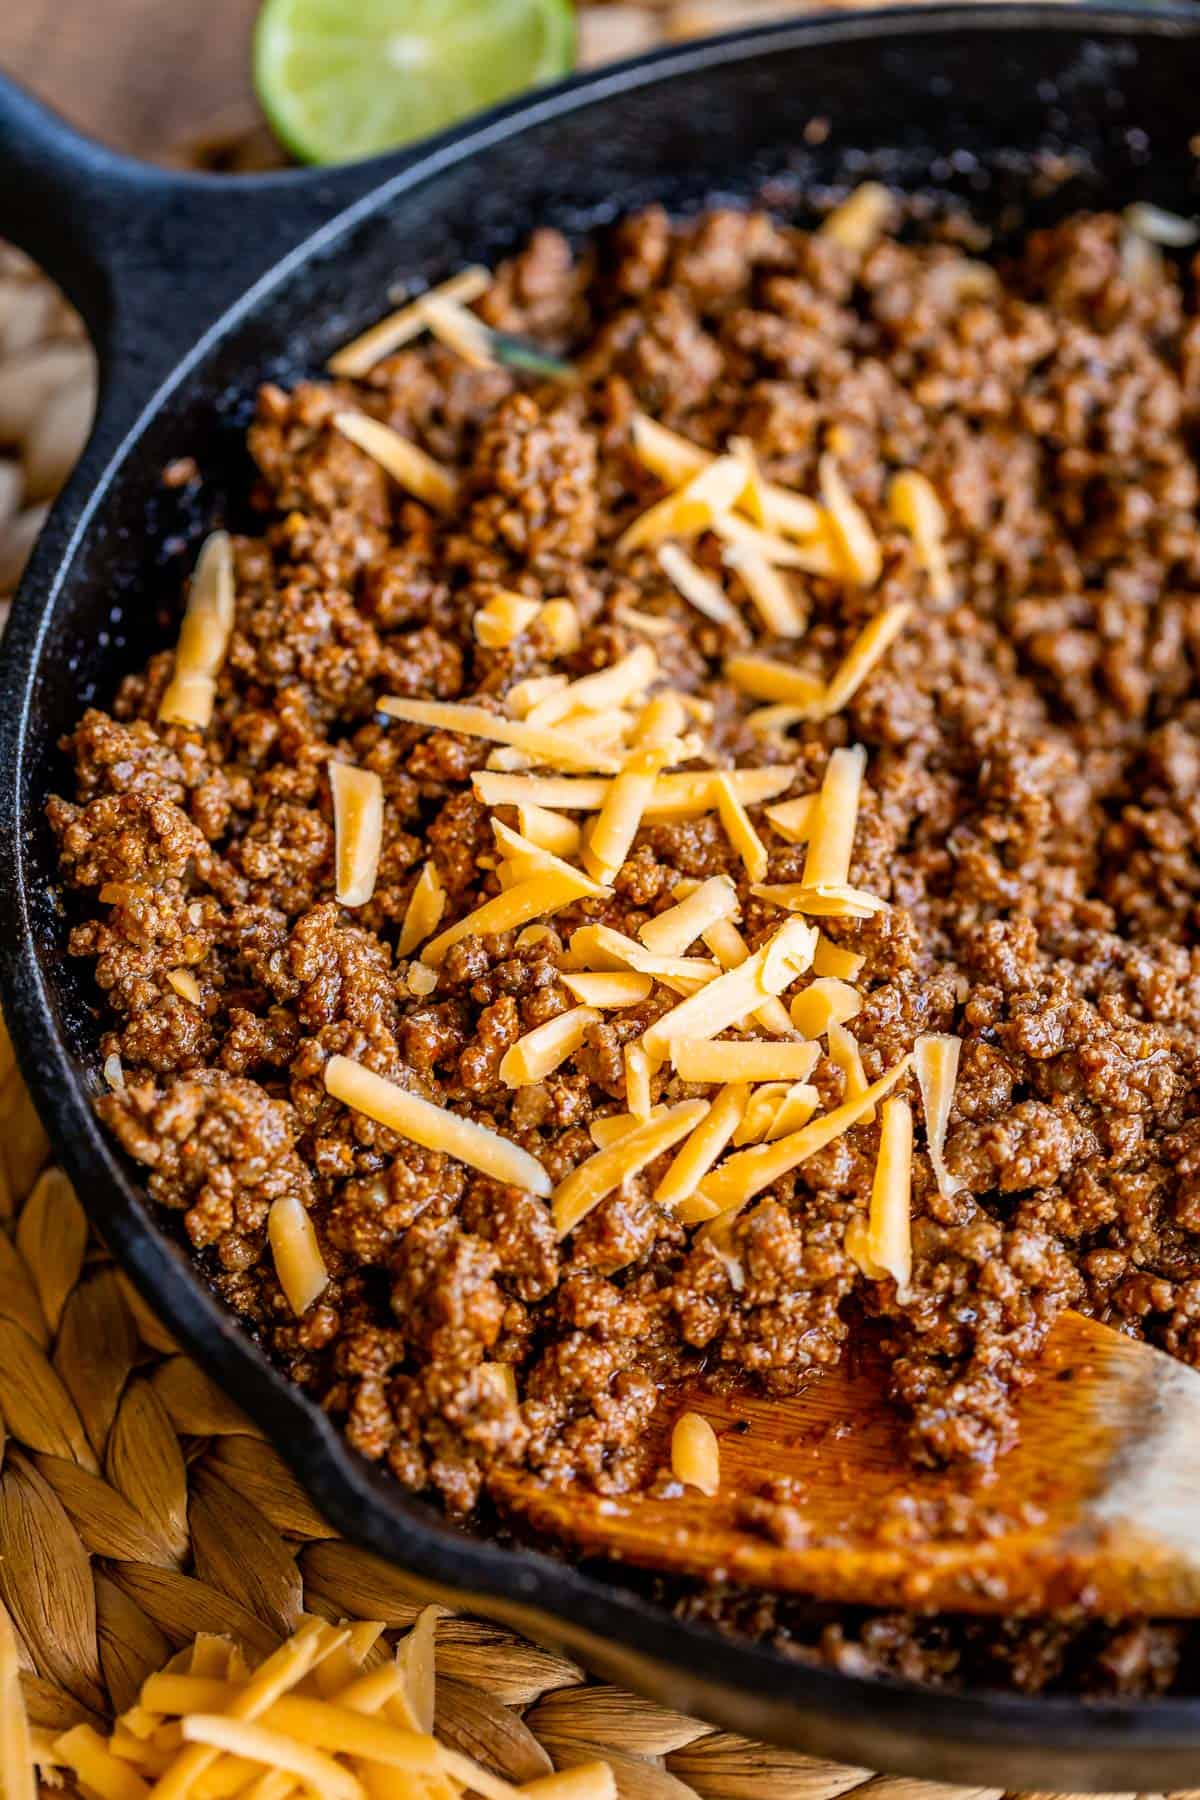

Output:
xmin=2 ymin=6 xmax=1200 ymax=1783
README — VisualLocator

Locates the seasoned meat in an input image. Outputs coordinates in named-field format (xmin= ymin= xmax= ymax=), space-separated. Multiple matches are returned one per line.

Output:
xmin=52 ymin=202 xmax=1200 ymax=1693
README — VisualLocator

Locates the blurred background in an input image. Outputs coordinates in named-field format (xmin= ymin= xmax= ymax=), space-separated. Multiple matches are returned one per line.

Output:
xmin=0 ymin=0 xmax=821 ymax=168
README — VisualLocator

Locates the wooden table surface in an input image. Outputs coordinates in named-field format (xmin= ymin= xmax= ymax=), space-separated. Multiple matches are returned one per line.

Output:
xmin=0 ymin=0 xmax=267 ymax=161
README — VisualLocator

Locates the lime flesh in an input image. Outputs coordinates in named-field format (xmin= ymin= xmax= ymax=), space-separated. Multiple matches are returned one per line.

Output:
xmin=255 ymin=0 xmax=576 ymax=165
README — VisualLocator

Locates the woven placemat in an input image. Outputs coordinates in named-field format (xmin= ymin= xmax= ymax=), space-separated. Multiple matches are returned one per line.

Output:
xmin=0 ymin=31 xmax=1185 ymax=1790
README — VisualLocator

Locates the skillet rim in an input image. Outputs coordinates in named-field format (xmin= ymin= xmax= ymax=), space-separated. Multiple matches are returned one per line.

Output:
xmin=4 ymin=5 xmax=1200 ymax=1780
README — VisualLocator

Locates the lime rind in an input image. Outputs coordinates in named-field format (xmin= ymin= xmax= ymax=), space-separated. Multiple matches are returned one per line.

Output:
xmin=255 ymin=0 xmax=577 ymax=165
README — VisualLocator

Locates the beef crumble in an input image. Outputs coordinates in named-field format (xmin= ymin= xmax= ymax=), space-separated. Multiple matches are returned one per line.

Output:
xmin=50 ymin=198 xmax=1200 ymax=1692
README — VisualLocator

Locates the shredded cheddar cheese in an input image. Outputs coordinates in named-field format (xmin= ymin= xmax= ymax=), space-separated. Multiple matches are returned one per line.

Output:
xmin=499 ymin=1006 xmax=601 ymax=1087
xmin=725 ymin=653 xmax=826 ymax=710
xmin=569 ymin=922 xmax=720 ymax=987
xmin=752 ymin=881 xmax=886 ymax=920
xmin=629 ymin=413 xmax=823 ymax=541
xmin=526 ymin=644 xmax=657 ymax=728
xmin=422 ymin=871 xmax=597 ymax=968
xmin=329 ymin=762 xmax=384 ymax=909
xmin=802 ymin=744 xmax=867 ymax=890
xmin=733 ymin=1082 xmax=793 ymax=1146
xmin=764 ymin=794 xmax=818 ymax=844
xmin=633 ymin=692 xmax=688 ymax=750
xmin=657 ymin=542 xmax=739 ymax=626
xmin=267 ymin=1196 xmax=329 ymax=1318
xmin=561 ymin=971 xmax=652 ymax=1008
xmin=471 ymin=766 xmax=794 ymax=815
xmin=766 ymin=1082 xmax=820 ymax=1139
xmin=813 ymin=932 xmax=865 ymax=981
xmin=333 ymin=412 xmax=457 ymax=513
xmin=515 ymin=802 xmax=582 ymax=857
xmin=889 ymin=469 xmax=952 ymax=602
xmin=491 ymin=819 xmax=609 ymax=898
xmin=700 ymin=1053 xmax=911 ymax=1213
xmin=846 ymin=1095 xmax=913 ymax=1293
xmin=788 ymin=976 xmax=862 ymax=1038
xmin=670 ymin=1041 xmax=820 ymax=1084
xmin=421 ymin=293 xmax=494 ymax=367
xmin=820 ymin=182 xmax=892 ymax=254
xmin=828 ymin=1020 xmax=873 ymax=1120
xmin=914 ymin=1032 xmax=962 ymax=1201
xmin=396 ymin=863 xmax=447 ymax=958
xmin=473 ymin=591 xmax=541 ymax=648
xmin=723 ymin=543 xmax=807 ymax=637
xmin=641 ymin=918 xmax=816 ymax=1061
xmin=671 ymin=1411 xmax=720 ymax=1496
xmin=158 ymin=531 xmax=235 ymax=731
xmin=537 ymin=598 xmax=582 ymax=655
xmin=327 ymin=266 xmax=490 ymax=376
xmin=629 ymin=412 xmax=710 ymax=487
xmin=701 ymin=916 xmax=794 ymax=1038
xmin=714 ymin=773 xmax=768 ymax=884
xmin=552 ymin=1100 xmax=710 ymax=1236
xmin=617 ymin=455 xmax=745 ymax=554
xmin=714 ymin=512 xmax=841 ymax=576
xmin=819 ymin=454 xmax=882 ymax=586
xmin=624 ymin=1043 xmax=653 ymax=1119
xmin=380 ymin=696 xmax=623 ymax=774
xmin=819 ymin=603 xmax=912 ymax=719
xmin=583 ymin=747 xmax=665 ymax=884
xmin=326 ymin=1054 xmax=551 ymax=1196
xmin=590 ymin=1106 xmax=668 ymax=1149
xmin=654 ymin=1083 xmax=749 ymax=1209
xmin=640 ymin=875 xmax=738 ymax=957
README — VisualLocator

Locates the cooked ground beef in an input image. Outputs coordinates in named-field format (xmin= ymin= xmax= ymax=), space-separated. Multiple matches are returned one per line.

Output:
xmin=50 ymin=198 xmax=1200 ymax=1694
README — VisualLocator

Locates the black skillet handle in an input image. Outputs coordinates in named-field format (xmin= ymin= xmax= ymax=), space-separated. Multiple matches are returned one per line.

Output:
xmin=0 ymin=72 xmax=399 ymax=465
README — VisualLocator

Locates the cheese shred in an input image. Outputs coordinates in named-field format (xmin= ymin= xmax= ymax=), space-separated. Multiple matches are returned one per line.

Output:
xmin=846 ymin=1095 xmax=914 ymax=1294
xmin=670 ymin=1041 xmax=819 ymax=1084
xmin=327 ymin=266 xmax=490 ymax=376
xmin=641 ymin=918 xmax=816 ymax=1061
xmin=700 ymin=1053 xmax=911 ymax=1213
xmin=329 ymin=762 xmax=384 ymax=909
xmin=890 ymin=469 xmax=953 ymax=602
xmin=723 ymin=543 xmax=807 ymax=637
xmin=499 ymin=1007 xmax=601 ymax=1088
xmin=670 ymin=1411 xmax=720 ymax=1496
xmin=267 ymin=1195 xmax=330 ymax=1318
xmin=639 ymin=875 xmax=738 ymax=957
xmin=553 ymin=1100 xmax=709 ymax=1237
xmin=914 ymin=1032 xmax=963 ymax=1201
xmin=333 ymin=412 xmax=457 ymax=513
xmin=158 ymin=531 xmax=235 ymax=730
xmin=656 ymin=542 xmax=739 ymax=626
xmin=379 ymin=696 xmax=622 ymax=774
xmin=326 ymin=1054 xmax=551 ymax=1197
xmin=714 ymin=772 xmax=768 ymax=884
xmin=820 ymin=603 xmax=912 ymax=719
xmin=654 ymin=1083 xmax=749 ymax=1209
xmin=397 ymin=863 xmax=447 ymax=958
xmin=802 ymin=744 xmax=867 ymax=891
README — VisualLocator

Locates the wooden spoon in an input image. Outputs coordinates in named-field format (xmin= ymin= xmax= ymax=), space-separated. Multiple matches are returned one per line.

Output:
xmin=494 ymin=1312 xmax=1200 ymax=1614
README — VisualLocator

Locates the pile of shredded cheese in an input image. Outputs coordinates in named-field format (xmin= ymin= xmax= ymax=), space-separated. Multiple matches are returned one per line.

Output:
xmin=23 ymin=1612 xmax=615 ymax=1800
xmin=155 ymin=252 xmax=963 ymax=1380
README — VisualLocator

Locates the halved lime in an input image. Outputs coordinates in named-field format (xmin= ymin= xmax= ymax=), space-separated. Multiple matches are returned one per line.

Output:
xmin=254 ymin=0 xmax=577 ymax=165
